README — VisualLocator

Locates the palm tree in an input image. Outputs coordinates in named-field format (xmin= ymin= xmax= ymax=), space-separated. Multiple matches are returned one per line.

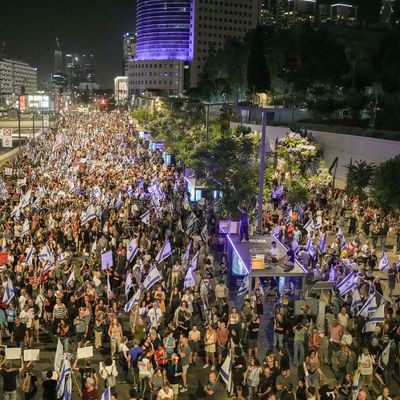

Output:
xmin=345 ymin=160 xmax=376 ymax=195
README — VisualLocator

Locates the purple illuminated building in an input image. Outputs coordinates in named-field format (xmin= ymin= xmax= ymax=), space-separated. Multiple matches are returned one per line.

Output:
xmin=135 ymin=0 xmax=192 ymax=62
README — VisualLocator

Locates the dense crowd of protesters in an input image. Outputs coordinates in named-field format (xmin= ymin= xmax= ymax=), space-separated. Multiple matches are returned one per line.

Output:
xmin=0 ymin=110 xmax=398 ymax=400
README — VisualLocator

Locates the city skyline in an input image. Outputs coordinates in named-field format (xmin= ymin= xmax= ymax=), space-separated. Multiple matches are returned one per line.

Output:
xmin=0 ymin=0 xmax=136 ymax=88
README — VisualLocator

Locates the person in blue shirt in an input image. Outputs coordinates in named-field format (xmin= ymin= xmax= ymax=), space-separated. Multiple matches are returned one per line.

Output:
xmin=128 ymin=339 xmax=143 ymax=389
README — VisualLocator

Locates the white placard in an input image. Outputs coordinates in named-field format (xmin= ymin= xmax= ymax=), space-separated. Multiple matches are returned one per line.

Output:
xmin=23 ymin=349 xmax=40 ymax=361
xmin=5 ymin=347 xmax=21 ymax=360
xmin=4 ymin=167 xmax=12 ymax=176
xmin=2 ymin=128 xmax=12 ymax=148
xmin=101 ymin=251 xmax=113 ymax=270
xmin=17 ymin=178 xmax=26 ymax=187
xmin=77 ymin=346 xmax=93 ymax=359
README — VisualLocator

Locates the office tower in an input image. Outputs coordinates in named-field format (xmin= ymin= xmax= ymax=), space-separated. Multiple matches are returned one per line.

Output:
xmin=0 ymin=58 xmax=37 ymax=95
xmin=123 ymin=32 xmax=137 ymax=76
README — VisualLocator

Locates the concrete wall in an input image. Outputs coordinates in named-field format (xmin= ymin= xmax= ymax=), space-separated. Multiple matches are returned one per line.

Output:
xmin=231 ymin=122 xmax=400 ymax=189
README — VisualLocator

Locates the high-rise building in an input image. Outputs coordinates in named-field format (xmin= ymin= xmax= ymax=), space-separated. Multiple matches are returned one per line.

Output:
xmin=0 ymin=58 xmax=37 ymax=95
xmin=123 ymin=32 xmax=137 ymax=76
xmin=54 ymin=50 xmax=63 ymax=73
xmin=114 ymin=76 xmax=129 ymax=104
xmin=129 ymin=0 xmax=191 ymax=97
xmin=64 ymin=53 xmax=98 ymax=89
xmin=189 ymin=0 xmax=260 ymax=88
xmin=287 ymin=0 xmax=317 ymax=25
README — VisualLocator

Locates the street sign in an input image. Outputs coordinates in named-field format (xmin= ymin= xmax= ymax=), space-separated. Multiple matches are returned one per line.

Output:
xmin=1 ymin=128 xmax=13 ymax=148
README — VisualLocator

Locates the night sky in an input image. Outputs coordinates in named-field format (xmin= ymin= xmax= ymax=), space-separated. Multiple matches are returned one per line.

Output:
xmin=0 ymin=0 xmax=136 ymax=88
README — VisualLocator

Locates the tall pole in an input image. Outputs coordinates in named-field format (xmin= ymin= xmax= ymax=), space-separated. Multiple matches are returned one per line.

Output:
xmin=205 ymin=104 xmax=210 ymax=143
xmin=257 ymin=110 xmax=267 ymax=234
xmin=18 ymin=95 xmax=21 ymax=150
xmin=32 ymin=111 xmax=35 ymax=139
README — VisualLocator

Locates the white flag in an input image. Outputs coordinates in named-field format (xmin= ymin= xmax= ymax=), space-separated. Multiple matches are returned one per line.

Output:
xmin=20 ymin=219 xmax=30 ymax=238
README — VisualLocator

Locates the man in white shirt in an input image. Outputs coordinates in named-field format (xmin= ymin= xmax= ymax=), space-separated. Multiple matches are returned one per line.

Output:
xmin=148 ymin=302 xmax=162 ymax=328
xmin=19 ymin=303 xmax=34 ymax=348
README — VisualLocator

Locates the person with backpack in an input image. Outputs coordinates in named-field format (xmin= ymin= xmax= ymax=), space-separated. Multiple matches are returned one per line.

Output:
xmin=21 ymin=362 xmax=38 ymax=400
xmin=99 ymin=357 xmax=118 ymax=390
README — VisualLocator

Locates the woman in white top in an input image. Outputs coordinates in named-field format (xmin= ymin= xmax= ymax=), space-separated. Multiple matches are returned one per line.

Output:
xmin=138 ymin=352 xmax=153 ymax=398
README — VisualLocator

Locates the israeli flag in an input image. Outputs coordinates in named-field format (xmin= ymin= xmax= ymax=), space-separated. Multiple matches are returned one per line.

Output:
xmin=291 ymin=237 xmax=299 ymax=254
xmin=272 ymin=185 xmax=284 ymax=198
xmin=315 ymin=222 xmax=322 ymax=230
xmin=379 ymin=340 xmax=393 ymax=370
xmin=318 ymin=234 xmax=327 ymax=254
xmin=25 ymin=246 xmax=35 ymax=266
xmin=306 ymin=236 xmax=315 ymax=258
xmin=142 ymin=265 xmax=162 ymax=290
xmin=155 ymin=240 xmax=172 ymax=264
xmin=220 ymin=352 xmax=233 ymax=392
xmin=357 ymin=294 xmax=377 ymax=317
xmin=184 ymin=267 xmax=196 ymax=289
xmin=19 ymin=189 xmax=32 ymax=209
xmin=124 ymin=289 xmax=142 ymax=313
xmin=101 ymin=387 xmax=111 ymax=400
xmin=303 ymin=219 xmax=314 ymax=232
xmin=127 ymin=185 xmax=134 ymax=197
xmin=185 ymin=212 xmax=198 ymax=234
xmin=364 ymin=303 xmax=385 ymax=332
xmin=237 ymin=275 xmax=249 ymax=296
xmin=125 ymin=273 xmax=133 ymax=299
xmin=80 ymin=204 xmax=96 ymax=225
xmin=201 ymin=224 xmax=208 ymax=243
xmin=351 ymin=370 xmax=360 ymax=400
xmin=20 ymin=219 xmax=30 ymax=238
xmin=140 ymin=210 xmax=150 ymax=225
xmin=379 ymin=250 xmax=389 ymax=272
xmin=337 ymin=227 xmax=347 ymax=250
xmin=182 ymin=240 xmax=192 ymax=262
xmin=39 ymin=243 xmax=54 ymax=263
xmin=58 ymin=252 xmax=66 ymax=265
xmin=127 ymin=239 xmax=139 ymax=263
xmin=3 ymin=277 xmax=15 ymax=305
xmin=66 ymin=270 xmax=75 ymax=289
xmin=56 ymin=358 xmax=72 ymax=400
xmin=273 ymin=223 xmax=280 ymax=237
xmin=115 ymin=193 xmax=124 ymax=209
xmin=336 ymin=272 xmax=358 ymax=296
xmin=350 ymin=288 xmax=363 ymax=313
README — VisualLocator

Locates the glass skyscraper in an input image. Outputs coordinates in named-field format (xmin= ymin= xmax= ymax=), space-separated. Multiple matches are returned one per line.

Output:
xmin=135 ymin=0 xmax=192 ymax=61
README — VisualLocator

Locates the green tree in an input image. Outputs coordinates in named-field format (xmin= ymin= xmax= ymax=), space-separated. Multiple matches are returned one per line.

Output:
xmin=286 ymin=180 xmax=309 ymax=205
xmin=345 ymin=160 xmax=376 ymax=195
xmin=247 ymin=25 xmax=271 ymax=96
xmin=371 ymin=156 xmax=400 ymax=212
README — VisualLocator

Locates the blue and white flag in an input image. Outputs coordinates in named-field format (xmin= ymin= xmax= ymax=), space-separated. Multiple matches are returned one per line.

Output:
xmin=291 ymin=237 xmax=299 ymax=254
xmin=140 ymin=210 xmax=150 ymax=225
xmin=101 ymin=387 xmax=111 ymax=400
xmin=25 ymin=246 xmax=34 ymax=266
xmin=336 ymin=272 xmax=358 ymax=296
xmin=39 ymin=243 xmax=54 ymax=263
xmin=127 ymin=239 xmax=139 ymax=263
xmin=379 ymin=250 xmax=389 ymax=272
xmin=66 ymin=270 xmax=75 ymax=289
xmin=220 ymin=352 xmax=233 ymax=392
xmin=303 ymin=219 xmax=314 ymax=232
xmin=378 ymin=340 xmax=393 ymax=370
xmin=124 ymin=289 xmax=141 ymax=313
xmin=125 ymin=273 xmax=134 ymax=299
xmin=188 ymin=250 xmax=199 ymax=270
xmin=20 ymin=219 xmax=30 ymax=238
xmin=186 ymin=212 xmax=198 ymax=234
xmin=306 ymin=236 xmax=315 ymax=258
xmin=201 ymin=224 xmax=208 ymax=243
xmin=3 ymin=278 xmax=15 ymax=305
xmin=184 ymin=267 xmax=196 ymax=289
xmin=155 ymin=240 xmax=172 ymax=264
xmin=337 ymin=227 xmax=347 ymax=250
xmin=56 ymin=358 xmax=72 ymax=400
xmin=237 ymin=275 xmax=249 ymax=296
xmin=318 ymin=234 xmax=327 ymax=254
xmin=351 ymin=370 xmax=360 ymax=400
xmin=58 ymin=252 xmax=66 ymax=265
xmin=272 ymin=185 xmax=284 ymax=199
xmin=142 ymin=265 xmax=162 ymax=290
xmin=127 ymin=185 xmax=134 ymax=197
xmin=115 ymin=193 xmax=124 ymax=209
xmin=350 ymin=288 xmax=363 ymax=313
xmin=182 ymin=240 xmax=192 ymax=262
xmin=364 ymin=303 xmax=385 ymax=332
xmin=357 ymin=293 xmax=377 ymax=318
xmin=81 ymin=204 xmax=96 ymax=225
xmin=273 ymin=224 xmax=280 ymax=237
